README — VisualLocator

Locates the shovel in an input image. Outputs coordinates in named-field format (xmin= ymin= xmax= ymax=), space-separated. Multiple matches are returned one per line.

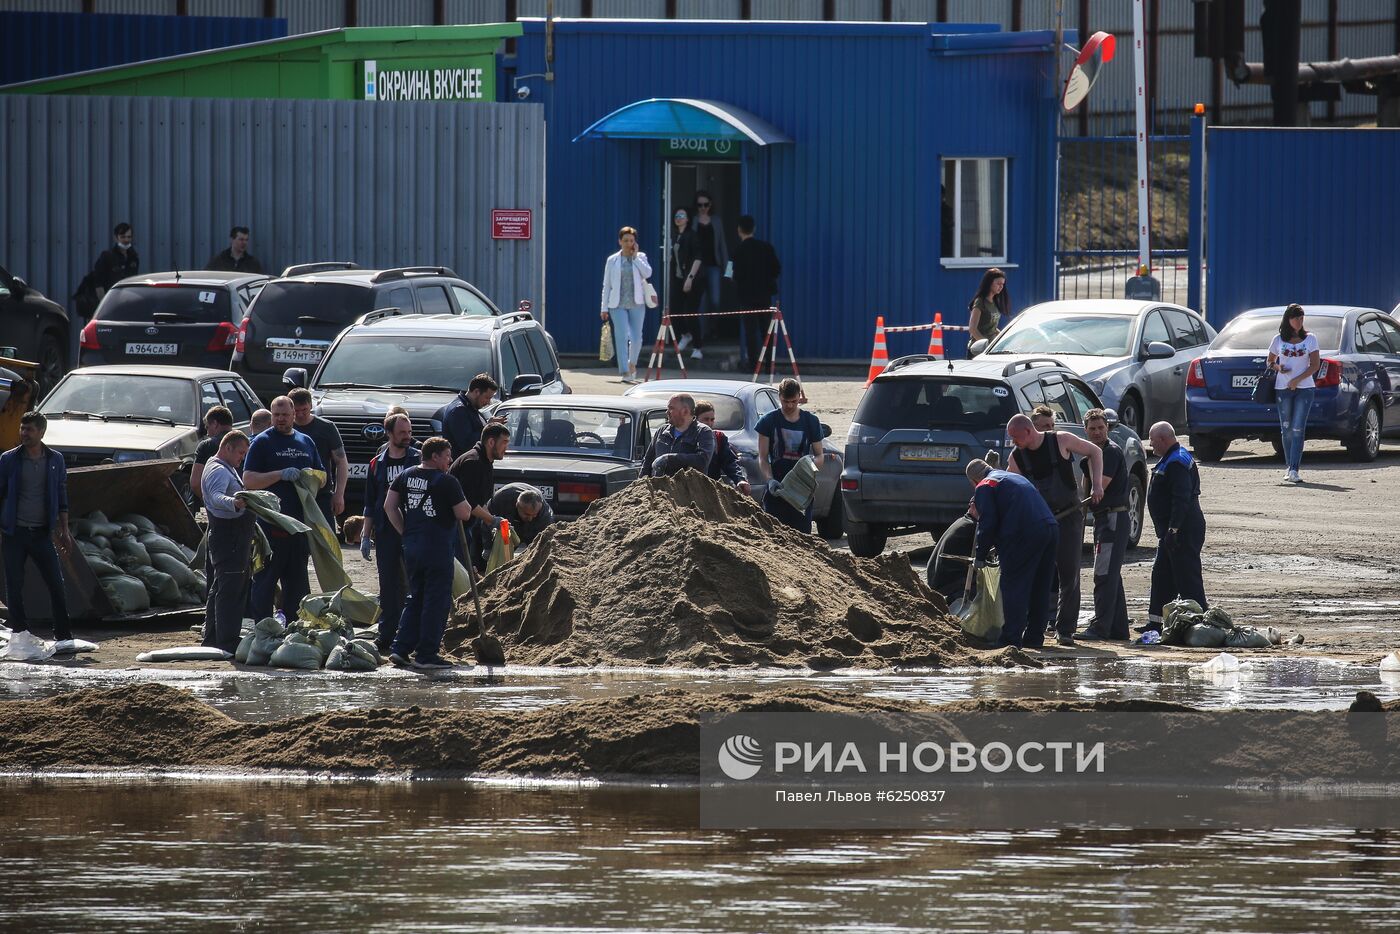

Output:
xmin=947 ymin=555 xmax=977 ymax=617
xmin=458 ymin=525 xmax=505 ymax=667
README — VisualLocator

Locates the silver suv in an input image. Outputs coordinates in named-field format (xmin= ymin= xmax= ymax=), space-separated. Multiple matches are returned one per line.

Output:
xmin=840 ymin=355 xmax=1148 ymax=557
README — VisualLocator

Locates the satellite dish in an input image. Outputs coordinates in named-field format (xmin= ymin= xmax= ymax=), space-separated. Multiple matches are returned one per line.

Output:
xmin=1062 ymin=31 xmax=1117 ymax=113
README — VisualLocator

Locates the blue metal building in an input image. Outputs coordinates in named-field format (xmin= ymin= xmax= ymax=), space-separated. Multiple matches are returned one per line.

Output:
xmin=0 ymin=11 xmax=287 ymax=87
xmin=1206 ymin=127 xmax=1400 ymax=326
xmin=505 ymin=19 xmax=1068 ymax=361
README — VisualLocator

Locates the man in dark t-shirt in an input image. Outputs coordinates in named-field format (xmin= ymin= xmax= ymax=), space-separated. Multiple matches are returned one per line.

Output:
xmin=362 ymin=413 xmax=419 ymax=653
xmin=754 ymin=378 xmax=830 ymax=533
xmin=384 ymin=436 xmax=473 ymax=669
xmin=290 ymin=387 xmax=347 ymax=524
xmin=449 ymin=423 xmax=510 ymax=571
xmin=1078 ymin=408 xmax=1131 ymax=641
xmin=190 ymin=405 xmax=234 ymax=505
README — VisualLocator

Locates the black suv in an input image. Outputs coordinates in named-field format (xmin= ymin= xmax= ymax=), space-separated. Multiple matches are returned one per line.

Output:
xmin=232 ymin=263 xmax=502 ymax=401
xmin=0 ymin=263 xmax=72 ymax=397
xmin=285 ymin=307 xmax=568 ymax=507
xmin=80 ymin=270 xmax=269 ymax=370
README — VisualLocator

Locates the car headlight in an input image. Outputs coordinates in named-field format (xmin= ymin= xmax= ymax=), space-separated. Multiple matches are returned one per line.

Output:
xmin=112 ymin=451 xmax=154 ymax=463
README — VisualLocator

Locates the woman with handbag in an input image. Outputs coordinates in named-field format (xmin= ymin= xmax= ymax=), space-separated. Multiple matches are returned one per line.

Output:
xmin=599 ymin=226 xmax=656 ymax=384
xmin=1266 ymin=303 xmax=1320 ymax=484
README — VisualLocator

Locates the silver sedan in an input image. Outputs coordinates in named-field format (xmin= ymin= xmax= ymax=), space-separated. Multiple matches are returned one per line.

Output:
xmin=973 ymin=299 xmax=1216 ymax=436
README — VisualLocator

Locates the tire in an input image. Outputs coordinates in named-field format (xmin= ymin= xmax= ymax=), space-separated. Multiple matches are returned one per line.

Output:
xmin=844 ymin=498 xmax=888 ymax=556
xmin=1345 ymin=402 xmax=1382 ymax=462
xmin=35 ymin=331 xmax=66 ymax=399
xmin=1191 ymin=433 xmax=1229 ymax=462
xmin=815 ymin=490 xmax=846 ymax=539
xmin=1126 ymin=473 xmax=1146 ymax=549
xmin=1118 ymin=391 xmax=1145 ymax=438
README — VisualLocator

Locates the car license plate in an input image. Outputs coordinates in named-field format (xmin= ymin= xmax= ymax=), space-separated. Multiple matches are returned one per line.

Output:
xmin=125 ymin=342 xmax=177 ymax=355
xmin=272 ymin=348 xmax=323 ymax=364
xmin=900 ymin=444 xmax=959 ymax=462
xmin=538 ymin=485 xmax=554 ymax=502
xmin=348 ymin=463 xmax=368 ymax=480
xmin=1232 ymin=374 xmax=1261 ymax=388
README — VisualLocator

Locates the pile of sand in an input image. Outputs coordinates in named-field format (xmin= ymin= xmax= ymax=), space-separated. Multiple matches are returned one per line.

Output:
xmin=0 ymin=684 xmax=1196 ymax=778
xmin=444 ymin=471 xmax=1012 ymax=670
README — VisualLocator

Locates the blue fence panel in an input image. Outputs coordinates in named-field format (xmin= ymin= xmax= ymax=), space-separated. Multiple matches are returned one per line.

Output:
xmin=1 ymin=11 xmax=287 ymax=86
xmin=1206 ymin=128 xmax=1400 ymax=328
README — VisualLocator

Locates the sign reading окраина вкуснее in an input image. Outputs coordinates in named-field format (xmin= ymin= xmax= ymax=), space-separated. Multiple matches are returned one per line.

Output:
xmin=362 ymin=59 xmax=492 ymax=102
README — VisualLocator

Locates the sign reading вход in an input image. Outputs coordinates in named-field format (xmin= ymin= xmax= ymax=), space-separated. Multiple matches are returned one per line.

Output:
xmin=363 ymin=59 xmax=486 ymax=102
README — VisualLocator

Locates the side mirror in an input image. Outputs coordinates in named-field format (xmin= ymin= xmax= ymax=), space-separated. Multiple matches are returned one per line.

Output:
xmin=1102 ymin=408 xmax=1121 ymax=429
xmin=1141 ymin=340 xmax=1175 ymax=361
xmin=281 ymin=367 xmax=308 ymax=389
xmin=9 ymin=277 xmax=29 ymax=298
xmin=820 ymin=422 xmax=833 ymax=439
xmin=969 ymin=338 xmax=989 ymax=356
xmin=509 ymin=373 xmax=544 ymax=398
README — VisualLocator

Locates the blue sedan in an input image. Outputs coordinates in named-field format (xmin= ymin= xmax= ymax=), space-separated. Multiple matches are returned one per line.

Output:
xmin=1185 ymin=305 xmax=1400 ymax=462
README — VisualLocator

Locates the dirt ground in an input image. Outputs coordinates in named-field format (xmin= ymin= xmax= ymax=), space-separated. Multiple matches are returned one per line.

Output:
xmin=6 ymin=364 xmax=1399 ymax=671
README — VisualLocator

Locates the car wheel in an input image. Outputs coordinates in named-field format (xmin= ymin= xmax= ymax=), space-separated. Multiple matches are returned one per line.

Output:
xmin=1191 ymin=433 xmax=1229 ymax=462
xmin=1126 ymin=473 xmax=1145 ymax=549
xmin=1119 ymin=392 xmax=1145 ymax=437
xmin=844 ymin=497 xmax=887 ymax=557
xmin=36 ymin=331 xmax=66 ymax=399
xmin=1345 ymin=402 xmax=1382 ymax=462
xmin=815 ymin=489 xmax=845 ymax=539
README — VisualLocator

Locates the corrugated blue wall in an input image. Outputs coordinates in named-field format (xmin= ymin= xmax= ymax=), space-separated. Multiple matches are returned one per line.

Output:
xmin=1206 ymin=128 xmax=1400 ymax=326
xmin=0 ymin=11 xmax=286 ymax=86
xmin=511 ymin=20 xmax=1060 ymax=360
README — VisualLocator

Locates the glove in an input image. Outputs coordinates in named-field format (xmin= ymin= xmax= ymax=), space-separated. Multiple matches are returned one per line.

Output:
xmin=651 ymin=454 xmax=672 ymax=476
xmin=280 ymin=466 xmax=302 ymax=482
xmin=359 ymin=536 xmax=372 ymax=560
xmin=766 ymin=479 xmax=782 ymax=497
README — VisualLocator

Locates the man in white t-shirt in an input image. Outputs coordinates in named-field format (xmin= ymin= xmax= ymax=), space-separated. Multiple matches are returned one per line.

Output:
xmin=1266 ymin=303 xmax=1320 ymax=484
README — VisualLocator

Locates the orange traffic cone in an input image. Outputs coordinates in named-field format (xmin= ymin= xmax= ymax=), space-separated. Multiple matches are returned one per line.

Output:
xmin=927 ymin=312 xmax=945 ymax=359
xmin=866 ymin=316 xmax=889 ymax=386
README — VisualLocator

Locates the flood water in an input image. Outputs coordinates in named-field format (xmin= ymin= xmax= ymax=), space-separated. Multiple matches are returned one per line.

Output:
xmin=4 ymin=779 xmax=1399 ymax=933
xmin=3 ymin=658 xmax=1399 ymax=931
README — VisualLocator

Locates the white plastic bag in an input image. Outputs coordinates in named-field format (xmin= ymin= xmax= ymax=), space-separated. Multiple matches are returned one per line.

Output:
xmin=1380 ymin=651 xmax=1400 ymax=673
xmin=0 ymin=630 xmax=57 ymax=662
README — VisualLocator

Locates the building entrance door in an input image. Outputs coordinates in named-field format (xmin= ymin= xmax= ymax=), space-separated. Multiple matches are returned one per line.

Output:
xmin=663 ymin=160 xmax=743 ymax=347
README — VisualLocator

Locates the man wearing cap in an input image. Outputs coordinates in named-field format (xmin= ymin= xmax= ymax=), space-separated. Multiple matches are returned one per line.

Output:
xmin=965 ymin=459 xmax=1059 ymax=650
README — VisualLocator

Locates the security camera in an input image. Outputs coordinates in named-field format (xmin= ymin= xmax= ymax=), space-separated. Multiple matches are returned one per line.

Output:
xmin=516 ymin=85 xmax=531 ymax=101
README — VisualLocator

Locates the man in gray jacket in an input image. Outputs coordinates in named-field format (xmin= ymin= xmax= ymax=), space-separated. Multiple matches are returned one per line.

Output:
xmin=641 ymin=393 xmax=715 ymax=477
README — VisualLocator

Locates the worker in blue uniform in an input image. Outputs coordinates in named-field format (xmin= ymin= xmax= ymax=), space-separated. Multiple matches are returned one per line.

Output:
xmin=1140 ymin=421 xmax=1208 ymax=634
xmin=966 ymin=459 xmax=1060 ymax=650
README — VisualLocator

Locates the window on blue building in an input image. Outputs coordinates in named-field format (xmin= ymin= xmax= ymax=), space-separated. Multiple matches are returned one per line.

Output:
xmin=940 ymin=158 xmax=1007 ymax=264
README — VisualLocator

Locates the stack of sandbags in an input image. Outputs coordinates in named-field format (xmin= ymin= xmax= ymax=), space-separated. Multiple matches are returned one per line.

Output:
xmin=233 ymin=608 xmax=382 ymax=673
xmin=70 ymin=510 xmax=204 ymax=612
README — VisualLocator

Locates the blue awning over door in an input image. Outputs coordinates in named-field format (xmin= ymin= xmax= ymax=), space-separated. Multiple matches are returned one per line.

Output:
xmin=572 ymin=98 xmax=792 ymax=145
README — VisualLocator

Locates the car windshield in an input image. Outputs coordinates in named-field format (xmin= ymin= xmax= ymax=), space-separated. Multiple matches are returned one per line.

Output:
xmin=315 ymin=334 xmax=492 ymax=390
xmin=96 ymin=285 xmax=233 ymax=323
xmin=500 ymin=407 xmax=636 ymax=459
xmin=39 ymin=374 xmax=195 ymax=425
xmin=1214 ymin=315 xmax=1342 ymax=351
xmin=629 ymin=391 xmax=744 ymax=432
xmin=251 ymin=281 xmax=375 ymax=326
xmin=989 ymin=315 xmax=1135 ymax=357
xmin=855 ymin=378 xmax=1019 ymax=432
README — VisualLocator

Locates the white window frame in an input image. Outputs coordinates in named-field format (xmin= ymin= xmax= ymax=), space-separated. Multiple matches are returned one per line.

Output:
xmin=940 ymin=156 xmax=1009 ymax=267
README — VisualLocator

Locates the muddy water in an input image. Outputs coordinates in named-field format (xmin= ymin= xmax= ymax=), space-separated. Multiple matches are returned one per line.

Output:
xmin=1 ymin=656 xmax=1395 ymax=721
xmin=2 ymin=779 xmax=1398 ymax=933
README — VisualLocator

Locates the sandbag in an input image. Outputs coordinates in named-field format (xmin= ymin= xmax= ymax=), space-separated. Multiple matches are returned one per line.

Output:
xmin=84 ymin=511 xmax=126 ymax=539
xmin=130 ymin=566 xmax=184 ymax=606
xmin=117 ymin=514 xmax=157 ymax=534
xmin=775 ymin=454 xmax=819 ymax=513
xmin=312 ymin=629 xmax=344 ymax=660
xmin=958 ymin=564 xmax=1003 ymax=643
xmin=235 ymin=632 xmax=255 ymax=664
xmin=269 ymin=640 xmax=325 ymax=671
xmin=151 ymin=552 xmax=200 ymax=590
xmin=1225 ymin=627 xmax=1274 ymax=649
xmin=138 ymin=532 xmax=188 ymax=561
xmin=70 ymin=518 xmax=95 ymax=539
xmin=76 ymin=540 xmax=107 ymax=558
xmin=82 ymin=554 xmax=124 ymax=578
xmin=1184 ymin=622 xmax=1229 ymax=648
xmin=245 ymin=617 xmax=285 ymax=666
xmin=89 ymin=535 xmax=112 ymax=552
xmin=350 ymin=638 xmax=383 ymax=665
xmin=110 ymin=537 xmax=152 ymax=567
xmin=116 ymin=521 xmax=140 ymax=537
xmin=326 ymin=643 xmax=378 ymax=672
xmin=99 ymin=574 xmax=152 ymax=615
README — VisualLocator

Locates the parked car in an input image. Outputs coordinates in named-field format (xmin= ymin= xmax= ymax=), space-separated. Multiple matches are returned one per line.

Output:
xmin=290 ymin=308 xmax=568 ymax=508
xmin=841 ymin=355 xmax=1148 ymax=557
xmin=35 ymin=365 xmax=262 ymax=507
xmin=491 ymin=394 xmax=670 ymax=519
xmin=0 ymin=263 xmax=72 ymax=397
xmin=79 ymin=270 xmax=269 ymax=370
xmin=975 ymin=299 xmax=1215 ymax=436
xmin=624 ymin=378 xmax=847 ymax=538
xmin=1185 ymin=305 xmax=1400 ymax=463
xmin=233 ymin=263 xmax=502 ymax=401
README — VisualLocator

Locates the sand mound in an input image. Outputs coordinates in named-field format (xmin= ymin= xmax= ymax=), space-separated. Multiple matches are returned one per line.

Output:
xmin=0 ymin=684 xmax=1196 ymax=778
xmin=444 ymin=471 xmax=1013 ymax=670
